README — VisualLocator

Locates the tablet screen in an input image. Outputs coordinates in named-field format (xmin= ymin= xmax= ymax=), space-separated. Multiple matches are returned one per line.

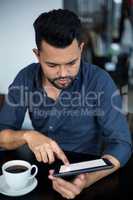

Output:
xmin=59 ymin=159 xmax=107 ymax=173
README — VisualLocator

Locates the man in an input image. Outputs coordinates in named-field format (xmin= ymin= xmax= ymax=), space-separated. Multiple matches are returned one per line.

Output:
xmin=0 ymin=9 xmax=132 ymax=199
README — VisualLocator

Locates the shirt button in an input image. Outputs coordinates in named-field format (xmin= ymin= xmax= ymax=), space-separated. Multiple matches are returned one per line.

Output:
xmin=49 ymin=126 xmax=53 ymax=130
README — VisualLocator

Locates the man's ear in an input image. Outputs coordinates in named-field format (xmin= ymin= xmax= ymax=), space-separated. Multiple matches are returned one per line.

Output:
xmin=32 ymin=48 xmax=40 ymax=60
xmin=79 ymin=42 xmax=84 ymax=53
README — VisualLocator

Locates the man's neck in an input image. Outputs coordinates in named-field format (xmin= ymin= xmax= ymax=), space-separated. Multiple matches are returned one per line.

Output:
xmin=43 ymin=78 xmax=61 ymax=101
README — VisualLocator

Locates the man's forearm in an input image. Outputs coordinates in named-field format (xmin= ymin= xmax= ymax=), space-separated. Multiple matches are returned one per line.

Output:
xmin=85 ymin=154 xmax=120 ymax=188
xmin=0 ymin=129 xmax=27 ymax=150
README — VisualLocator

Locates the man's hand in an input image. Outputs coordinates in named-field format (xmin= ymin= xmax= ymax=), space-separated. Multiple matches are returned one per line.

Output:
xmin=48 ymin=155 xmax=120 ymax=199
xmin=23 ymin=131 xmax=69 ymax=164
xmin=48 ymin=170 xmax=88 ymax=199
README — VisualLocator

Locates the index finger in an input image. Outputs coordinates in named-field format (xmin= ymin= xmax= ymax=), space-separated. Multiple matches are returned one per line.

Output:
xmin=51 ymin=141 xmax=69 ymax=164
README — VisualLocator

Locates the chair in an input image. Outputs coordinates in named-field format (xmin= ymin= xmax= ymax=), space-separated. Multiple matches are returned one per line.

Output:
xmin=0 ymin=94 xmax=33 ymax=130
xmin=0 ymin=94 xmax=5 ymax=110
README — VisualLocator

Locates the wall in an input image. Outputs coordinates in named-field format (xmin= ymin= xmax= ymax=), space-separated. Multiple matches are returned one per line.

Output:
xmin=0 ymin=0 xmax=62 ymax=93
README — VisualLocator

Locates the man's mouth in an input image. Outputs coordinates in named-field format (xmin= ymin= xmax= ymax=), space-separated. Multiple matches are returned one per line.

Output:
xmin=58 ymin=79 xmax=69 ymax=85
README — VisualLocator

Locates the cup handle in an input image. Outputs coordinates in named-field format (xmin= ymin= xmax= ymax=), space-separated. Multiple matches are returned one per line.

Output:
xmin=29 ymin=165 xmax=38 ymax=179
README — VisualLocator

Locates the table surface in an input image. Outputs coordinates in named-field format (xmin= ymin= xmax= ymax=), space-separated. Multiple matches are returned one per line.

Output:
xmin=0 ymin=145 xmax=132 ymax=200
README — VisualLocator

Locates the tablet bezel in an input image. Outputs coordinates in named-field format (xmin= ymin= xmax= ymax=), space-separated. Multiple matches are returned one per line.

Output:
xmin=53 ymin=158 xmax=114 ymax=177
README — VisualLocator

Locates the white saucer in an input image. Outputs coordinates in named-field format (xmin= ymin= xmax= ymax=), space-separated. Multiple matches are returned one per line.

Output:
xmin=0 ymin=175 xmax=38 ymax=197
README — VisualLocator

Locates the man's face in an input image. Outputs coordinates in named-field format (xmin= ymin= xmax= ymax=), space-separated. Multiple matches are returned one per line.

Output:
xmin=33 ymin=39 xmax=84 ymax=90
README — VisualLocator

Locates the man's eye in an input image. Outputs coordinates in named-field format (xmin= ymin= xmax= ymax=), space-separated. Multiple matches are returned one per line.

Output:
xmin=72 ymin=62 xmax=76 ymax=65
xmin=48 ymin=65 xmax=57 ymax=68
xmin=68 ymin=62 xmax=76 ymax=66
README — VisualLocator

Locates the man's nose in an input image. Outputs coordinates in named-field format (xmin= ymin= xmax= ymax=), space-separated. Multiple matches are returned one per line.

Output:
xmin=59 ymin=65 xmax=68 ymax=77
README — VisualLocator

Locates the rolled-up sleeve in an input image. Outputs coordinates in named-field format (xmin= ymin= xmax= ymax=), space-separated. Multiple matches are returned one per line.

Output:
xmin=0 ymin=71 xmax=27 ymax=131
xmin=97 ymin=72 xmax=132 ymax=167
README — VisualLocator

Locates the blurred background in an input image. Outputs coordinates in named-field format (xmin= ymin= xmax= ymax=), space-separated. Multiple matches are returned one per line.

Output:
xmin=0 ymin=0 xmax=133 ymax=128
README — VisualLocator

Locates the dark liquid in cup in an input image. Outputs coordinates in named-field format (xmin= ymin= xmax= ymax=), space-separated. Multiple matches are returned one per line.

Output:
xmin=5 ymin=165 xmax=28 ymax=173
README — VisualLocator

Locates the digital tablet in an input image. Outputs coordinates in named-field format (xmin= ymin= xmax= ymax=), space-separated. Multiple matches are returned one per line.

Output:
xmin=53 ymin=158 xmax=114 ymax=177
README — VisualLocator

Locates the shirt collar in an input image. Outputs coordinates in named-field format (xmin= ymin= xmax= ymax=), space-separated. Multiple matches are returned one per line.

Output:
xmin=34 ymin=63 xmax=43 ymax=91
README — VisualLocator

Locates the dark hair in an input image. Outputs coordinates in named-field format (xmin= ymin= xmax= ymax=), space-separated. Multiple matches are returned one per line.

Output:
xmin=33 ymin=9 xmax=83 ymax=50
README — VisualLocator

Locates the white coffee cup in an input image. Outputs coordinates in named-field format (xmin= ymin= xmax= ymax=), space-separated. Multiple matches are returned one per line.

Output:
xmin=2 ymin=160 xmax=38 ymax=191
